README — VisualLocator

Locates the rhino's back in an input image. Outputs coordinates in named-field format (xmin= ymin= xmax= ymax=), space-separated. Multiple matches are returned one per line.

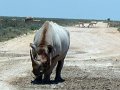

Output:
xmin=33 ymin=21 xmax=70 ymax=58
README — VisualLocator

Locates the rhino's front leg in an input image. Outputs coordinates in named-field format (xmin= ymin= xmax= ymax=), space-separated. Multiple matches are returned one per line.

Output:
xmin=36 ymin=75 xmax=42 ymax=81
xmin=43 ymin=60 xmax=58 ymax=83
xmin=55 ymin=60 xmax=64 ymax=82
xmin=31 ymin=75 xmax=42 ymax=84
xmin=43 ymin=73 xmax=51 ymax=83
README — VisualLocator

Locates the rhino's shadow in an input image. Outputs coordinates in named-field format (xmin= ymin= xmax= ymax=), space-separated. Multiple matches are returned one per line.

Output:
xmin=31 ymin=78 xmax=65 ymax=85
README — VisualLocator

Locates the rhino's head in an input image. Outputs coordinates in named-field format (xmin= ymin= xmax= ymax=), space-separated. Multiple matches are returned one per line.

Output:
xmin=30 ymin=43 xmax=53 ymax=77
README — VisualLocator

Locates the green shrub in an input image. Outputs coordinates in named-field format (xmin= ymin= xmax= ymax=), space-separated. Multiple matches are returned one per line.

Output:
xmin=0 ymin=27 xmax=31 ymax=42
xmin=30 ymin=25 xmax=39 ymax=30
xmin=2 ymin=16 xmax=120 ymax=42
xmin=117 ymin=27 xmax=120 ymax=32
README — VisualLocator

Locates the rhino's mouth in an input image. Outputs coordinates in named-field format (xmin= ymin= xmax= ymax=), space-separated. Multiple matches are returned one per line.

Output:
xmin=31 ymin=72 xmax=36 ymax=79
xmin=31 ymin=71 xmax=43 ymax=79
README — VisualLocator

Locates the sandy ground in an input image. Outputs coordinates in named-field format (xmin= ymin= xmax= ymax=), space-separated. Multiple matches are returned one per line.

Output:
xmin=0 ymin=22 xmax=120 ymax=90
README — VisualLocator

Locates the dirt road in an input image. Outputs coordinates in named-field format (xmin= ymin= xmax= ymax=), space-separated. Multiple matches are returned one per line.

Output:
xmin=0 ymin=22 xmax=120 ymax=90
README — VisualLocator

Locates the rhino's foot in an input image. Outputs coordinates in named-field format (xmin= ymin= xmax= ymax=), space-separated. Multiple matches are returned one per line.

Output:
xmin=31 ymin=77 xmax=42 ymax=84
xmin=43 ymin=79 xmax=51 ymax=84
xmin=43 ymin=73 xmax=51 ymax=84
xmin=36 ymin=77 xmax=42 ymax=81
xmin=55 ymin=77 xmax=65 ymax=82
xmin=31 ymin=78 xmax=42 ymax=84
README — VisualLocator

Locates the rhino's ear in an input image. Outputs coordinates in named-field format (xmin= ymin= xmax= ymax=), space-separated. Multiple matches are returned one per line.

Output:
xmin=48 ymin=45 xmax=53 ymax=53
xmin=30 ymin=43 xmax=36 ymax=50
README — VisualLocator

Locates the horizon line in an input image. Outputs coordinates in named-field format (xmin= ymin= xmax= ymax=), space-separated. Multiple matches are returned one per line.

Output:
xmin=0 ymin=15 xmax=119 ymax=21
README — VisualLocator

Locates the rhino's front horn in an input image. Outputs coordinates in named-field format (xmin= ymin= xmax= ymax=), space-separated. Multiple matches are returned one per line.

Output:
xmin=30 ymin=50 xmax=34 ymax=61
xmin=30 ymin=50 xmax=39 ymax=66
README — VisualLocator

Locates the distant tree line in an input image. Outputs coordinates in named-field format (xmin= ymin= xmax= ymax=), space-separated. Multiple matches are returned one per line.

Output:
xmin=0 ymin=16 xmax=120 ymax=41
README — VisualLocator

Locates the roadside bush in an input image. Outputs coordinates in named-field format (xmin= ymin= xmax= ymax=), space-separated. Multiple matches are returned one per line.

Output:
xmin=30 ymin=25 xmax=39 ymax=30
xmin=1 ymin=16 xmax=120 ymax=42
xmin=117 ymin=27 xmax=120 ymax=32
xmin=109 ymin=22 xmax=120 ymax=27
xmin=0 ymin=27 xmax=30 ymax=42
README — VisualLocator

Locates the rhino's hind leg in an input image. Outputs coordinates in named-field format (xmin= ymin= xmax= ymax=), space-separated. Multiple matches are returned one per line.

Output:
xmin=55 ymin=60 xmax=65 ymax=82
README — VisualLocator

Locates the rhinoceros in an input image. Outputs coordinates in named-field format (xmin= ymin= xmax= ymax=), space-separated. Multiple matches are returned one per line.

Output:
xmin=30 ymin=21 xmax=70 ymax=82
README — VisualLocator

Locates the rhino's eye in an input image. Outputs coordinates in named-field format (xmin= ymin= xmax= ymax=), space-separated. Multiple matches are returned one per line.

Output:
xmin=48 ymin=45 xmax=53 ymax=53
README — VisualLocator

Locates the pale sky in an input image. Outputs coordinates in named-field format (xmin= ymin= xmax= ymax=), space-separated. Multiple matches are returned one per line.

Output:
xmin=0 ymin=0 xmax=120 ymax=20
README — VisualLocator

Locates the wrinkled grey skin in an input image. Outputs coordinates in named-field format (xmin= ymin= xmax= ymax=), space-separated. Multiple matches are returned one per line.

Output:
xmin=30 ymin=21 xmax=70 ymax=83
xmin=30 ymin=44 xmax=66 ymax=82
